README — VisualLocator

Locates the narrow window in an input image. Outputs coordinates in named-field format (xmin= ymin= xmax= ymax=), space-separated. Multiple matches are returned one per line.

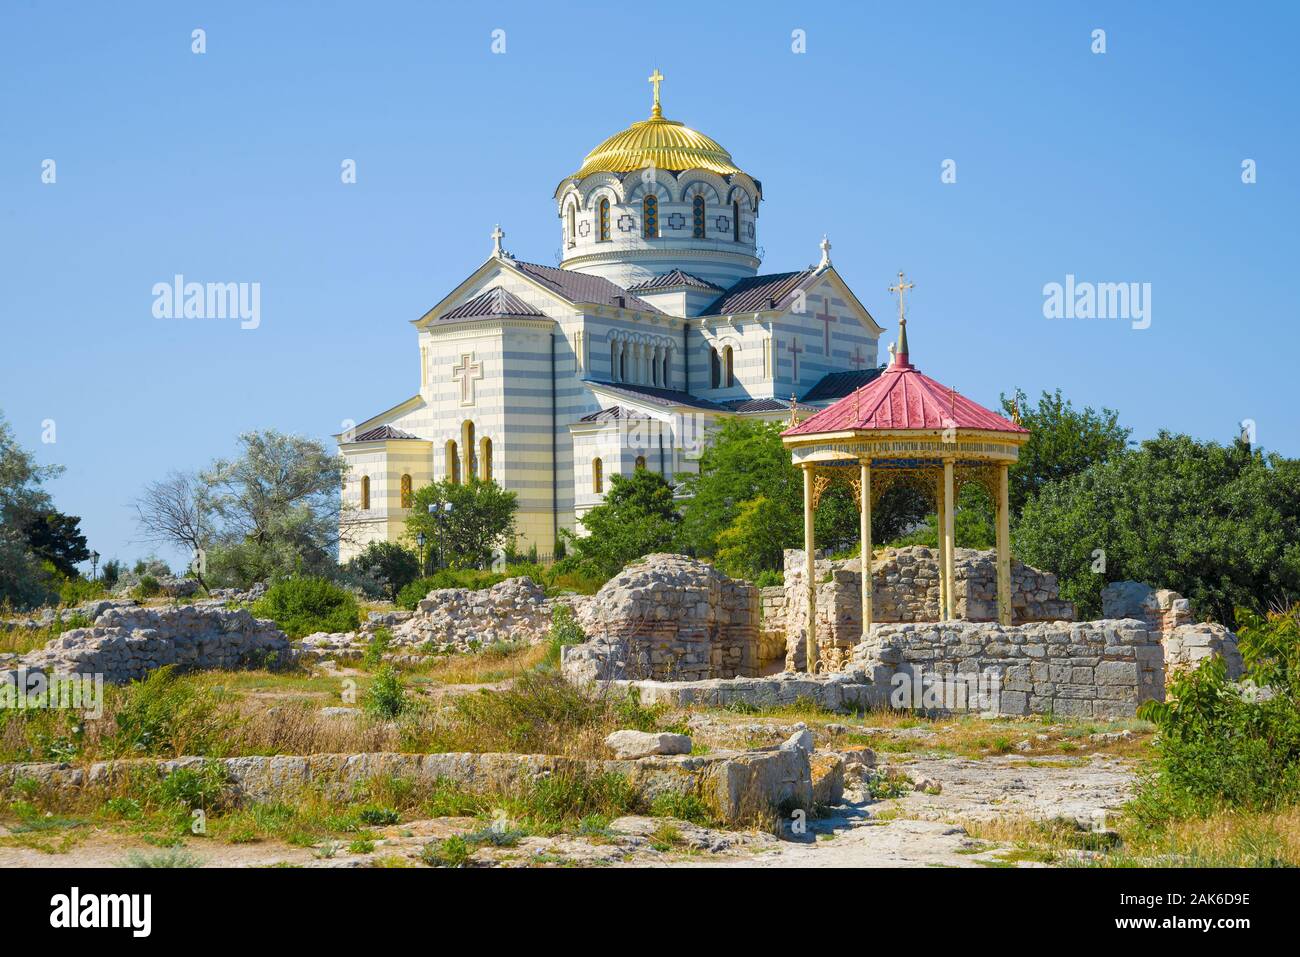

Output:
xmin=446 ymin=441 xmax=460 ymax=484
xmin=400 ymin=474 xmax=412 ymax=509
xmin=620 ymin=347 xmax=626 ymax=382
xmin=724 ymin=346 xmax=735 ymax=388
xmin=662 ymin=353 xmax=670 ymax=388
xmin=598 ymin=198 xmax=610 ymax=241
xmin=692 ymin=194 xmax=706 ymax=238
xmin=593 ymin=457 xmax=603 ymax=494
xmin=611 ymin=340 xmax=619 ymax=381
xmin=710 ymin=348 xmax=721 ymax=389
xmin=462 ymin=421 xmax=477 ymax=479
xmin=480 ymin=437 xmax=493 ymax=482
xmin=360 ymin=475 xmax=370 ymax=511
xmin=635 ymin=455 xmax=646 ymax=470
xmin=642 ymin=195 xmax=658 ymax=238
xmin=733 ymin=200 xmax=741 ymax=241
xmin=567 ymin=204 xmax=576 ymax=246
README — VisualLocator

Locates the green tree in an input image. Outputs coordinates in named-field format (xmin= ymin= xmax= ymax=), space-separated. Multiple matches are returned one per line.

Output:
xmin=405 ymin=478 xmax=518 ymax=570
xmin=24 ymin=509 xmax=89 ymax=579
xmin=345 ymin=540 xmax=420 ymax=601
xmin=565 ymin=469 xmax=680 ymax=578
xmin=198 ymin=431 xmax=346 ymax=586
xmin=678 ymin=419 xmax=927 ymax=573
xmin=1001 ymin=388 xmax=1130 ymax=513
xmin=1016 ymin=432 xmax=1300 ymax=623
xmin=0 ymin=411 xmax=62 ymax=608
xmin=714 ymin=495 xmax=795 ymax=579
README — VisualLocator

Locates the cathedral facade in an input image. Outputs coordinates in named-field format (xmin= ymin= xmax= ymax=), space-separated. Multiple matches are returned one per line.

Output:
xmin=337 ymin=75 xmax=884 ymax=562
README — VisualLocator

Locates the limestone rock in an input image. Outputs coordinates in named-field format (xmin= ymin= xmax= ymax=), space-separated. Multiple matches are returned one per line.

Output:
xmin=604 ymin=730 xmax=692 ymax=759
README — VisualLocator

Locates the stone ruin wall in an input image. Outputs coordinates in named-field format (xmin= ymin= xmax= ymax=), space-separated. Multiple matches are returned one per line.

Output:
xmin=567 ymin=554 xmax=762 ymax=682
xmin=852 ymin=619 xmax=1165 ymax=719
xmin=782 ymin=546 xmax=1078 ymax=671
xmin=1100 ymin=581 xmax=1244 ymax=680
xmin=3 ymin=605 xmax=291 ymax=686
xmin=757 ymin=586 xmax=788 ymax=671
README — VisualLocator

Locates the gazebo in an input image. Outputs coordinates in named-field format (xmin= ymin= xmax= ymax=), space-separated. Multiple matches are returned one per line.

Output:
xmin=780 ymin=272 xmax=1030 ymax=674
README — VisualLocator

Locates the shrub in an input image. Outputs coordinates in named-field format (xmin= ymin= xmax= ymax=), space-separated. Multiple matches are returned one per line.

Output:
xmin=362 ymin=627 xmax=392 ymax=670
xmin=1135 ymin=605 xmax=1300 ymax=820
xmin=649 ymin=791 xmax=717 ymax=826
xmin=59 ymin=576 xmax=106 ymax=606
xmin=344 ymin=541 xmax=420 ymax=602
xmin=251 ymin=577 xmax=360 ymax=638
xmin=109 ymin=667 xmax=232 ymax=758
xmin=753 ymin=569 xmax=783 ymax=589
xmin=132 ymin=574 xmax=162 ymax=600
xmin=420 ymin=835 xmax=471 ymax=867
xmin=396 ymin=569 xmax=507 ymax=610
xmin=364 ymin=666 xmax=407 ymax=718
xmin=153 ymin=762 xmax=228 ymax=810
xmin=542 ymin=604 xmax=586 ymax=669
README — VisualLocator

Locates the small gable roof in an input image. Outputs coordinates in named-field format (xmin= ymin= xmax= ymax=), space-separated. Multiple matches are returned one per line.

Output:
xmin=439 ymin=286 xmax=546 ymax=322
xmin=701 ymin=269 xmax=817 ymax=315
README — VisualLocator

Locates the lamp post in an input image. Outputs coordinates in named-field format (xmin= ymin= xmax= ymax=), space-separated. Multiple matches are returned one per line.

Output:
xmin=416 ymin=533 xmax=426 ymax=577
xmin=90 ymin=550 xmax=100 ymax=582
xmin=429 ymin=501 xmax=453 ymax=570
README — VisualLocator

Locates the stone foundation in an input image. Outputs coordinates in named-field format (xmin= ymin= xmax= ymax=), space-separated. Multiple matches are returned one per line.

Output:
xmin=783 ymin=546 xmax=1077 ymax=670
xmin=1101 ymin=580 xmax=1244 ymax=680
xmin=854 ymin=619 xmax=1165 ymax=719
xmin=574 ymin=554 xmax=760 ymax=681
xmin=0 ymin=745 xmax=820 ymax=825
xmin=4 ymin=605 xmax=290 ymax=685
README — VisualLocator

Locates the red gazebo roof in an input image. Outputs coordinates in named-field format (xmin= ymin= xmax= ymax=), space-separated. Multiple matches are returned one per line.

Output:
xmin=784 ymin=353 xmax=1027 ymax=437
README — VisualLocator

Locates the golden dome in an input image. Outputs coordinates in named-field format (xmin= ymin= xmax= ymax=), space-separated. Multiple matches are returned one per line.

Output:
xmin=569 ymin=73 xmax=745 ymax=180
xmin=572 ymin=116 xmax=744 ymax=179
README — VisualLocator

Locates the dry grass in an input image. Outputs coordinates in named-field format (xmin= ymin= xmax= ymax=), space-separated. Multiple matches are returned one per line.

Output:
xmin=409 ymin=642 xmax=550 ymax=684
xmin=0 ymin=623 xmax=67 ymax=656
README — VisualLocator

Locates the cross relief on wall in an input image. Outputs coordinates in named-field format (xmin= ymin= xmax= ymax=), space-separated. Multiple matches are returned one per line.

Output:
xmin=451 ymin=352 xmax=484 ymax=407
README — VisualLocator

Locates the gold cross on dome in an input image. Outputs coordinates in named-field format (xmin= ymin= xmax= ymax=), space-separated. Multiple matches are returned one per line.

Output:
xmin=888 ymin=271 xmax=915 ymax=325
xmin=648 ymin=68 xmax=664 ymax=117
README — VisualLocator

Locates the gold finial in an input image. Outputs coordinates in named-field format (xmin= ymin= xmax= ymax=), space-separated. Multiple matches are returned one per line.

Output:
xmin=887 ymin=270 xmax=915 ymax=360
xmin=789 ymin=392 xmax=798 ymax=426
xmin=648 ymin=68 xmax=664 ymax=118
xmin=1010 ymin=398 xmax=1022 ymax=426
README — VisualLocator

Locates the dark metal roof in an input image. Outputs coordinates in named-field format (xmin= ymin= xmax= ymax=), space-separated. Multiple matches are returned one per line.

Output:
xmin=440 ymin=286 xmax=545 ymax=322
xmin=800 ymin=368 xmax=885 ymax=404
xmin=701 ymin=269 xmax=817 ymax=315
xmin=587 ymin=380 xmax=727 ymax=412
xmin=627 ymin=269 xmax=723 ymax=293
xmin=576 ymin=405 xmax=647 ymax=423
xmin=510 ymin=260 xmax=662 ymax=313
xmin=723 ymin=396 xmax=819 ymax=415
xmin=350 ymin=425 xmax=423 ymax=442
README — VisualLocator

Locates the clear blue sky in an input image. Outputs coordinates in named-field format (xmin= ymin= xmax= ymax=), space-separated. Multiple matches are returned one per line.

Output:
xmin=2 ymin=1 xmax=1297 ymax=570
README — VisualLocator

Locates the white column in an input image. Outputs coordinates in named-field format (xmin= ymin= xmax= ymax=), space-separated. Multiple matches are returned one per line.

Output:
xmin=860 ymin=460 xmax=872 ymax=640
xmin=803 ymin=464 xmax=818 ymax=675
xmin=943 ymin=458 xmax=956 ymax=621
xmin=997 ymin=463 xmax=1012 ymax=626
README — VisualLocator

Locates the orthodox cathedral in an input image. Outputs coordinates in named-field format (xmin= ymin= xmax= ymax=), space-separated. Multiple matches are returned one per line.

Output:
xmin=337 ymin=72 xmax=885 ymax=561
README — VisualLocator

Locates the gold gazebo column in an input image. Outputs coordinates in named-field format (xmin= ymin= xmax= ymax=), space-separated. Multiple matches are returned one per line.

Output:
xmin=801 ymin=463 xmax=818 ymax=675
xmin=996 ymin=462 xmax=1012 ymax=625
xmin=859 ymin=458 xmax=872 ymax=638
xmin=934 ymin=469 xmax=947 ymax=620
xmin=942 ymin=457 xmax=957 ymax=620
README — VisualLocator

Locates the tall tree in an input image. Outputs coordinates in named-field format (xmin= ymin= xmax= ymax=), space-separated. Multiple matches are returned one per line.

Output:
xmin=25 ymin=509 xmax=90 ymax=578
xmin=0 ymin=411 xmax=61 ymax=608
xmin=565 ymin=469 xmax=679 ymax=578
xmin=405 ymin=477 xmax=518 ymax=570
xmin=1001 ymin=388 xmax=1130 ymax=513
xmin=133 ymin=471 xmax=213 ymax=589
xmin=1016 ymin=432 xmax=1300 ymax=624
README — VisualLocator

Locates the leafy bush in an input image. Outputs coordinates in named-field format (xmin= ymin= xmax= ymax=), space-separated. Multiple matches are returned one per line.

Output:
xmin=58 ymin=576 xmax=106 ymax=606
xmin=251 ymin=577 xmax=360 ymax=638
xmin=364 ymin=666 xmax=407 ymax=718
xmin=420 ymin=835 xmax=471 ymax=867
xmin=109 ymin=667 xmax=232 ymax=758
xmin=344 ymin=541 xmax=420 ymax=602
xmin=1135 ymin=605 xmax=1300 ymax=820
xmin=131 ymin=574 xmax=162 ymax=600
xmin=362 ymin=627 xmax=392 ymax=670
xmin=542 ymin=604 xmax=586 ymax=669
xmin=752 ymin=569 xmax=783 ymax=589
xmin=153 ymin=762 xmax=228 ymax=810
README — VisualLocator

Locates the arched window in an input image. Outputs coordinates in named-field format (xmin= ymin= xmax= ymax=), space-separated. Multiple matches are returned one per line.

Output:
xmin=598 ymin=198 xmax=610 ymax=242
xmin=733 ymin=200 xmax=741 ymax=241
xmin=619 ymin=346 xmax=626 ymax=382
xmin=642 ymin=195 xmax=658 ymax=238
xmin=360 ymin=475 xmax=370 ymax=511
xmin=723 ymin=346 xmax=735 ymax=388
xmin=692 ymin=194 xmax=706 ymax=238
xmin=661 ymin=352 xmax=670 ymax=388
xmin=567 ymin=204 xmax=576 ymax=246
xmin=592 ymin=457 xmax=603 ymax=494
xmin=446 ymin=440 xmax=460 ymax=484
xmin=462 ymin=421 xmax=477 ymax=480
xmin=635 ymin=455 xmax=646 ymax=470
xmin=479 ymin=436 xmax=493 ymax=482
xmin=400 ymin=474 xmax=412 ymax=509
xmin=611 ymin=340 xmax=619 ymax=381
xmin=710 ymin=347 xmax=721 ymax=389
